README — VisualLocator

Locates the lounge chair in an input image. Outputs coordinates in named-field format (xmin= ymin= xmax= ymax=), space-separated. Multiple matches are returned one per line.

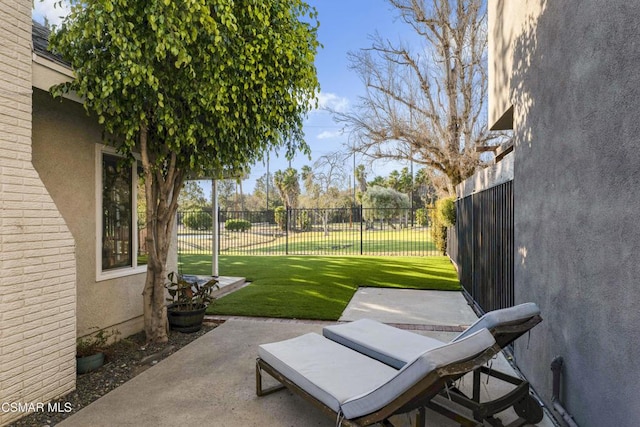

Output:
xmin=322 ymin=303 xmax=544 ymax=426
xmin=256 ymin=328 xmax=499 ymax=427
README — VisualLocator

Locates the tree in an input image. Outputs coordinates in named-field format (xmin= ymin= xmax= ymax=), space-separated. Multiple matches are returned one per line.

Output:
xmin=273 ymin=167 xmax=301 ymax=209
xmin=301 ymin=153 xmax=347 ymax=206
xmin=368 ymin=175 xmax=386 ymax=188
xmin=253 ymin=172 xmax=282 ymax=210
xmin=217 ymin=179 xmax=240 ymax=211
xmin=354 ymin=164 xmax=368 ymax=200
xmin=179 ymin=181 xmax=208 ymax=210
xmin=232 ymin=168 xmax=250 ymax=211
xmin=50 ymin=0 xmax=319 ymax=343
xmin=387 ymin=167 xmax=413 ymax=195
xmin=361 ymin=186 xmax=410 ymax=228
xmin=414 ymin=167 xmax=437 ymax=206
xmin=301 ymin=153 xmax=348 ymax=235
xmin=334 ymin=0 xmax=493 ymax=195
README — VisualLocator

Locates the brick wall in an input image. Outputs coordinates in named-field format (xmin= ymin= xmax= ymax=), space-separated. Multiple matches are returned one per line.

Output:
xmin=0 ymin=2 xmax=77 ymax=425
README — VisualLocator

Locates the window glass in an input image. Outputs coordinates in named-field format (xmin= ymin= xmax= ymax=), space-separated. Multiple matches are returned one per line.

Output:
xmin=102 ymin=154 xmax=132 ymax=270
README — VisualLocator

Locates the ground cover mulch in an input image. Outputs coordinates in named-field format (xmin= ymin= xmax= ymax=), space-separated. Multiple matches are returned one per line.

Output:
xmin=8 ymin=323 xmax=218 ymax=427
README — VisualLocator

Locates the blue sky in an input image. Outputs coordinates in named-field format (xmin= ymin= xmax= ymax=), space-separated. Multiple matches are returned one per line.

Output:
xmin=33 ymin=0 xmax=418 ymax=193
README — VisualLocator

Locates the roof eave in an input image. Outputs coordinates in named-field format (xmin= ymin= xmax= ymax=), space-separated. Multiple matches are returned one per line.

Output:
xmin=32 ymin=52 xmax=81 ymax=104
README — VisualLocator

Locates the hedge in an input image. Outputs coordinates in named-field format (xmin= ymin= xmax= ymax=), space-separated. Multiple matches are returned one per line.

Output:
xmin=225 ymin=219 xmax=251 ymax=232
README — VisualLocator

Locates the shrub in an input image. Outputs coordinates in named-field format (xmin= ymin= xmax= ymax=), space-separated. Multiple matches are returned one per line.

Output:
xmin=274 ymin=206 xmax=287 ymax=231
xmin=416 ymin=208 xmax=429 ymax=226
xmin=225 ymin=219 xmax=252 ymax=232
xmin=183 ymin=211 xmax=213 ymax=231
xmin=76 ymin=327 xmax=121 ymax=357
xmin=361 ymin=186 xmax=410 ymax=221
xmin=437 ymin=197 xmax=456 ymax=226
xmin=297 ymin=210 xmax=312 ymax=231
xmin=429 ymin=207 xmax=447 ymax=255
xmin=430 ymin=196 xmax=457 ymax=255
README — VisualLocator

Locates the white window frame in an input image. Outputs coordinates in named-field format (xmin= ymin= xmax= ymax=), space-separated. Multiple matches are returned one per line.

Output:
xmin=95 ymin=145 xmax=147 ymax=281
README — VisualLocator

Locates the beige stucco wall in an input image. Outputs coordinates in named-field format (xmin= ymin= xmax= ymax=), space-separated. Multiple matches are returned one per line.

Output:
xmin=0 ymin=3 xmax=76 ymax=425
xmin=32 ymin=89 xmax=147 ymax=339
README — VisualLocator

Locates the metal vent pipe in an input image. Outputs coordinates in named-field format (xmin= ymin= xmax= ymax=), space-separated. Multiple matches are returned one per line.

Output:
xmin=550 ymin=356 xmax=579 ymax=427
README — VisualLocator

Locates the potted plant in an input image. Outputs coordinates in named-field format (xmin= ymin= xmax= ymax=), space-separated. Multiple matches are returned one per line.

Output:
xmin=76 ymin=328 xmax=120 ymax=374
xmin=165 ymin=272 xmax=219 ymax=333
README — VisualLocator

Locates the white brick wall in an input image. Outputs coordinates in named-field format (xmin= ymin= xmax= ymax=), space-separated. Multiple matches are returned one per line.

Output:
xmin=0 ymin=2 xmax=77 ymax=425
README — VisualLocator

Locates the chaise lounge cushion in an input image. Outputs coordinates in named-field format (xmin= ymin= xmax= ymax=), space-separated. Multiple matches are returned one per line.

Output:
xmin=453 ymin=302 xmax=540 ymax=341
xmin=259 ymin=329 xmax=495 ymax=420
xmin=323 ymin=303 xmax=540 ymax=369
xmin=259 ymin=333 xmax=398 ymax=414
xmin=323 ymin=318 xmax=445 ymax=369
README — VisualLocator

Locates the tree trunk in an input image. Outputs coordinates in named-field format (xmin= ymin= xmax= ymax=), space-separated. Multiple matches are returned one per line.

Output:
xmin=139 ymin=125 xmax=183 ymax=344
xmin=143 ymin=266 xmax=168 ymax=343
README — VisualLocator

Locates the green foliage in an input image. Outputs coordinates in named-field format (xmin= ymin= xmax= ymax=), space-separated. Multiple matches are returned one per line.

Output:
xmin=416 ymin=208 xmax=429 ymax=226
xmin=361 ymin=186 xmax=410 ymax=221
xmin=183 ymin=211 xmax=212 ymax=231
xmin=179 ymin=181 xmax=208 ymax=210
xmin=437 ymin=197 xmax=456 ymax=226
xmin=273 ymin=167 xmax=300 ymax=208
xmin=429 ymin=207 xmax=447 ymax=255
xmin=368 ymin=176 xmax=386 ymax=188
xmin=165 ymin=272 xmax=218 ymax=311
xmin=225 ymin=219 xmax=251 ymax=232
xmin=76 ymin=328 xmax=121 ymax=357
xmin=386 ymin=167 xmax=413 ymax=194
xmin=430 ymin=197 xmax=457 ymax=255
xmin=49 ymin=0 xmax=320 ymax=175
xmin=274 ymin=206 xmax=287 ymax=231
xmin=253 ymin=172 xmax=281 ymax=209
xmin=296 ymin=210 xmax=312 ymax=231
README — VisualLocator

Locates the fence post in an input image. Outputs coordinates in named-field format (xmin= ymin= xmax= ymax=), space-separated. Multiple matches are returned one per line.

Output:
xmin=360 ymin=205 xmax=363 ymax=255
xmin=286 ymin=207 xmax=289 ymax=255
xmin=217 ymin=207 xmax=221 ymax=257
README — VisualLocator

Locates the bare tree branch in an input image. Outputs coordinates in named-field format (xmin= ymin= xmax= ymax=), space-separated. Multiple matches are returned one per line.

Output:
xmin=333 ymin=0 xmax=497 ymax=195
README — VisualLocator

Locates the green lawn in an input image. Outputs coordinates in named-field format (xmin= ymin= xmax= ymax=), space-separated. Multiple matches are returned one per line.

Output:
xmin=179 ymin=255 xmax=460 ymax=320
xmin=222 ymin=228 xmax=436 ymax=255
xmin=180 ymin=225 xmax=438 ymax=256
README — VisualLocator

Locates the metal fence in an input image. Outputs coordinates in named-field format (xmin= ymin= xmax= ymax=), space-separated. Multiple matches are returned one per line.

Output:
xmin=451 ymin=181 xmax=514 ymax=313
xmin=177 ymin=207 xmax=438 ymax=257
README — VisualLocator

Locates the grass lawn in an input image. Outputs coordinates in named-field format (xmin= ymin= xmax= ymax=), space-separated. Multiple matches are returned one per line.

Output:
xmin=179 ymin=255 xmax=460 ymax=320
xmin=179 ymin=224 xmax=437 ymax=256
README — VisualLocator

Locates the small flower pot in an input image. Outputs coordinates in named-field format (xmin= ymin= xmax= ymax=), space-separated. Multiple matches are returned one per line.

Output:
xmin=76 ymin=352 xmax=105 ymax=374
xmin=167 ymin=303 xmax=207 ymax=333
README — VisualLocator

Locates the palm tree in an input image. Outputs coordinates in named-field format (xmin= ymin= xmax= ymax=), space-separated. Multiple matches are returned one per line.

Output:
xmin=273 ymin=168 xmax=300 ymax=209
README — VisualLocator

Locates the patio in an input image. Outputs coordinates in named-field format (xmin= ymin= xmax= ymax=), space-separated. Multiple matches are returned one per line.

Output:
xmin=57 ymin=289 xmax=556 ymax=427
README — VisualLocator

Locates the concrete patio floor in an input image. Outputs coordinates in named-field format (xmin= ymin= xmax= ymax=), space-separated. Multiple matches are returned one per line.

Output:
xmin=58 ymin=289 xmax=557 ymax=427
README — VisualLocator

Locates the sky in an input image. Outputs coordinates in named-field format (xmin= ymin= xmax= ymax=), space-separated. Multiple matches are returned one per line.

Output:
xmin=32 ymin=0 xmax=420 ymax=194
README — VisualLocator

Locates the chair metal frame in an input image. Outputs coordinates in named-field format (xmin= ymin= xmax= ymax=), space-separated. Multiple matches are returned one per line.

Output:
xmin=256 ymin=344 xmax=501 ymax=427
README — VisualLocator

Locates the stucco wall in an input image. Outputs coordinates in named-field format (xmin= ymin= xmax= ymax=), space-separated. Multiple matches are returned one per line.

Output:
xmin=32 ymin=89 xmax=147 ymax=339
xmin=0 ymin=4 xmax=76 ymax=425
xmin=491 ymin=1 xmax=640 ymax=425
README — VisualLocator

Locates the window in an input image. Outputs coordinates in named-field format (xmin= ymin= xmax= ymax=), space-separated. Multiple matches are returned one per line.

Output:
xmin=97 ymin=149 xmax=147 ymax=279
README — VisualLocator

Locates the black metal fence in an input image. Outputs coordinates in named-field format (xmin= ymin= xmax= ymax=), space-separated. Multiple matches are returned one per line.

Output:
xmin=177 ymin=207 xmax=438 ymax=257
xmin=450 ymin=181 xmax=514 ymax=313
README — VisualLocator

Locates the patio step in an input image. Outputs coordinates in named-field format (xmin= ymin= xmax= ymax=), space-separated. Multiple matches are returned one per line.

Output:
xmin=180 ymin=274 xmax=247 ymax=299
xmin=212 ymin=276 xmax=248 ymax=298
